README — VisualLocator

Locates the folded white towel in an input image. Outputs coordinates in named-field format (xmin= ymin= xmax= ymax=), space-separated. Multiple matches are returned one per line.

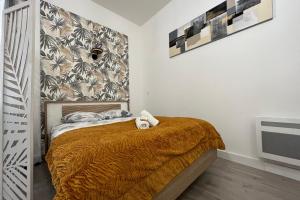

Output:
xmin=135 ymin=117 xmax=150 ymax=129
xmin=141 ymin=110 xmax=159 ymax=127
xmin=140 ymin=115 xmax=148 ymax=121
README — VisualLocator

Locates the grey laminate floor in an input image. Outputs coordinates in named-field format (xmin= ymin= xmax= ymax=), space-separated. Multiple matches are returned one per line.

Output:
xmin=34 ymin=158 xmax=300 ymax=200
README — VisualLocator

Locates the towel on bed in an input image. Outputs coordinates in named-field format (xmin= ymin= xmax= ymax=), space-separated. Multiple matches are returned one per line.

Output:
xmin=135 ymin=117 xmax=150 ymax=129
xmin=141 ymin=110 xmax=159 ymax=126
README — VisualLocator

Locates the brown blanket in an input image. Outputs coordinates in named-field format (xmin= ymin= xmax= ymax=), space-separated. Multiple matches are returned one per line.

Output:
xmin=46 ymin=117 xmax=225 ymax=200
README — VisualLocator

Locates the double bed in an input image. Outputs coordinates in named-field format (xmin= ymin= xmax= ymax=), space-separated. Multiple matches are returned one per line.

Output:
xmin=44 ymin=101 xmax=225 ymax=200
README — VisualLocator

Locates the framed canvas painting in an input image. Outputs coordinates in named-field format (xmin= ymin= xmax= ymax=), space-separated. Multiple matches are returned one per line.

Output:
xmin=169 ymin=0 xmax=273 ymax=57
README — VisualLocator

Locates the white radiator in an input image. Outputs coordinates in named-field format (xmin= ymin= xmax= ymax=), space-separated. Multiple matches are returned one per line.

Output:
xmin=256 ymin=117 xmax=300 ymax=167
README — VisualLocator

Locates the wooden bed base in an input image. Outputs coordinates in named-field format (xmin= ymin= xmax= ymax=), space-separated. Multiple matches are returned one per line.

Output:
xmin=154 ymin=150 xmax=217 ymax=200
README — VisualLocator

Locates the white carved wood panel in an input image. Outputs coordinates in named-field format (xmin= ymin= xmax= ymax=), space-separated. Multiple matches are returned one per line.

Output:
xmin=1 ymin=1 xmax=32 ymax=199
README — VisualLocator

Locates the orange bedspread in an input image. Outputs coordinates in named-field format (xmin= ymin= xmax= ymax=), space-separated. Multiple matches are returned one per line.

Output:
xmin=46 ymin=117 xmax=225 ymax=200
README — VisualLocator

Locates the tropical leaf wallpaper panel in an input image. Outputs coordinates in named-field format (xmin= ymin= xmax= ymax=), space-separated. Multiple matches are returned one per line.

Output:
xmin=41 ymin=1 xmax=129 ymax=102
xmin=40 ymin=1 xmax=129 ymax=151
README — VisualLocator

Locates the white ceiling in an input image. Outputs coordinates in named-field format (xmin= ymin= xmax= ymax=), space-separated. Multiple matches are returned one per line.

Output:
xmin=92 ymin=0 xmax=172 ymax=26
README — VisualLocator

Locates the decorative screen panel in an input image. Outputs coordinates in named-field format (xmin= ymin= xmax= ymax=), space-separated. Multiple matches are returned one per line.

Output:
xmin=2 ymin=2 xmax=32 ymax=199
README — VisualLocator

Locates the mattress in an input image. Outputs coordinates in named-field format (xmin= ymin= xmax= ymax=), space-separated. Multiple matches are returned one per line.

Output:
xmin=46 ymin=116 xmax=225 ymax=200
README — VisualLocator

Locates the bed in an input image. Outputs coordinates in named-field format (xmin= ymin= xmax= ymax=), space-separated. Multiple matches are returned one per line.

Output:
xmin=44 ymin=101 xmax=225 ymax=200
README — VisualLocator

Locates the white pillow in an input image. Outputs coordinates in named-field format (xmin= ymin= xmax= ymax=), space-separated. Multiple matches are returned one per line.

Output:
xmin=97 ymin=110 xmax=132 ymax=120
xmin=62 ymin=112 xmax=99 ymax=123
xmin=62 ymin=110 xmax=132 ymax=123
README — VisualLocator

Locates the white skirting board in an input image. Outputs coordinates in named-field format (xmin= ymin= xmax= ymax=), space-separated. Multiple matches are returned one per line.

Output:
xmin=217 ymin=150 xmax=300 ymax=181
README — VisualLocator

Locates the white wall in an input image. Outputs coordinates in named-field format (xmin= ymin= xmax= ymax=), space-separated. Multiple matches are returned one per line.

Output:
xmin=34 ymin=0 xmax=145 ymax=162
xmin=141 ymin=0 xmax=300 ymax=167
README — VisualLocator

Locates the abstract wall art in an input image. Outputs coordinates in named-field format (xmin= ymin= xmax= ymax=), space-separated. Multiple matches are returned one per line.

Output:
xmin=169 ymin=0 xmax=273 ymax=57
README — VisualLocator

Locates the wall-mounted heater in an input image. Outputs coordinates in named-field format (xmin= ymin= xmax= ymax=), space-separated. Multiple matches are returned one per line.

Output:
xmin=256 ymin=117 xmax=300 ymax=167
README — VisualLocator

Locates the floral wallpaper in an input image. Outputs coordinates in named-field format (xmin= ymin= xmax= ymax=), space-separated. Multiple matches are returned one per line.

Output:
xmin=40 ymin=1 xmax=129 ymax=150
xmin=40 ymin=1 xmax=129 ymax=102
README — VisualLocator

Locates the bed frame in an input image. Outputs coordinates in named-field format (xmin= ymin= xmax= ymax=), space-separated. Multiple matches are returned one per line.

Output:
xmin=44 ymin=101 xmax=217 ymax=200
xmin=154 ymin=150 xmax=216 ymax=200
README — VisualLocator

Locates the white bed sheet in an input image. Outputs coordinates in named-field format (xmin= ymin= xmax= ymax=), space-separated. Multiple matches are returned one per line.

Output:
xmin=51 ymin=117 xmax=135 ymax=139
